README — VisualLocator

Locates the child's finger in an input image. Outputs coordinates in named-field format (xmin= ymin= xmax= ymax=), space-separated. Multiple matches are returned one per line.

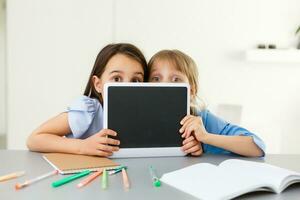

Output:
xmin=98 ymin=129 xmax=117 ymax=137
xmin=95 ymin=150 xmax=113 ymax=157
xmin=191 ymin=149 xmax=203 ymax=156
xmin=180 ymin=117 xmax=196 ymax=134
xmin=181 ymin=139 xmax=198 ymax=151
xmin=99 ymin=137 xmax=120 ymax=146
xmin=184 ymin=144 xmax=201 ymax=154
xmin=107 ymin=138 xmax=120 ymax=146
xmin=182 ymin=136 xmax=195 ymax=145
xmin=182 ymin=120 xmax=197 ymax=138
xmin=179 ymin=117 xmax=194 ymax=133
xmin=180 ymin=115 xmax=193 ymax=125
xmin=183 ymin=123 xmax=198 ymax=139
xmin=98 ymin=144 xmax=119 ymax=152
xmin=181 ymin=118 xmax=197 ymax=137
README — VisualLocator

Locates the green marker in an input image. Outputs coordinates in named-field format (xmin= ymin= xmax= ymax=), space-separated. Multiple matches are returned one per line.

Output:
xmin=149 ymin=166 xmax=161 ymax=187
xmin=52 ymin=170 xmax=91 ymax=188
xmin=102 ymin=169 xmax=108 ymax=189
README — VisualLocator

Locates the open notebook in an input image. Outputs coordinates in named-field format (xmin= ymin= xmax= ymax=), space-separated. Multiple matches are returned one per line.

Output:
xmin=161 ymin=159 xmax=300 ymax=200
xmin=43 ymin=153 xmax=119 ymax=174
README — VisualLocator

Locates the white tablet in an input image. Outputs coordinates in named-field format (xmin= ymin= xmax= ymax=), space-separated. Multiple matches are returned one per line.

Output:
xmin=103 ymin=82 xmax=190 ymax=158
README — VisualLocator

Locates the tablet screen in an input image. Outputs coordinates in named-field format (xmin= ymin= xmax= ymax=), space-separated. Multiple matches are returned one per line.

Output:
xmin=106 ymin=85 xmax=188 ymax=148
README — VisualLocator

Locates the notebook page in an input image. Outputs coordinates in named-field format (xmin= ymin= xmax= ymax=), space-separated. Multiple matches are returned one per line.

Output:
xmin=161 ymin=163 xmax=256 ymax=200
xmin=276 ymin=175 xmax=300 ymax=192
xmin=219 ymin=159 xmax=300 ymax=193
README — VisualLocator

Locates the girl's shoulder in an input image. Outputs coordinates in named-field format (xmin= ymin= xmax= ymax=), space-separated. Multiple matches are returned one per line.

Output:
xmin=67 ymin=95 xmax=101 ymax=112
xmin=66 ymin=95 xmax=102 ymax=138
xmin=195 ymin=109 xmax=210 ymax=119
xmin=195 ymin=109 xmax=227 ymax=126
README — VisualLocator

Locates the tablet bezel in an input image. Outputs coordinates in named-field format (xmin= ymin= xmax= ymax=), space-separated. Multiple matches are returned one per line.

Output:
xmin=103 ymin=82 xmax=190 ymax=158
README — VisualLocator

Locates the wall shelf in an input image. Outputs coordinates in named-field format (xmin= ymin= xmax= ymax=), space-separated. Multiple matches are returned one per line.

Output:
xmin=245 ymin=49 xmax=300 ymax=63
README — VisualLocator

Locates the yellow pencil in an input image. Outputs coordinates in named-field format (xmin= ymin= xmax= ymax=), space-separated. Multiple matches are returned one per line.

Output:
xmin=0 ymin=171 xmax=25 ymax=182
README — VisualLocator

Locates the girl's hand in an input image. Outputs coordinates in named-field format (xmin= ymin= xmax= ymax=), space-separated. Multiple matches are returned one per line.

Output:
xmin=180 ymin=115 xmax=208 ymax=142
xmin=182 ymin=136 xmax=203 ymax=156
xmin=79 ymin=129 xmax=120 ymax=157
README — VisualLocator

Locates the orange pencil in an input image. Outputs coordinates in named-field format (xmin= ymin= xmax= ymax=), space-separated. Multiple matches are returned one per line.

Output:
xmin=0 ymin=171 xmax=25 ymax=182
xmin=77 ymin=170 xmax=103 ymax=188
xmin=121 ymin=168 xmax=130 ymax=189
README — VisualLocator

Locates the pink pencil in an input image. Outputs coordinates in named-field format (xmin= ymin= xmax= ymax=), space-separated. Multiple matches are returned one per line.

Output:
xmin=121 ymin=168 xmax=130 ymax=189
xmin=15 ymin=170 xmax=58 ymax=190
xmin=77 ymin=170 xmax=103 ymax=188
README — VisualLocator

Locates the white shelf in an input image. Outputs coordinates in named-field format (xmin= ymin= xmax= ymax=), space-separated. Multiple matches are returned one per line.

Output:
xmin=245 ymin=49 xmax=300 ymax=63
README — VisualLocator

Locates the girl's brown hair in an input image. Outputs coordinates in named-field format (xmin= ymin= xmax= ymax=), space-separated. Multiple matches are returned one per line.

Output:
xmin=84 ymin=43 xmax=148 ymax=103
xmin=148 ymin=49 xmax=203 ymax=114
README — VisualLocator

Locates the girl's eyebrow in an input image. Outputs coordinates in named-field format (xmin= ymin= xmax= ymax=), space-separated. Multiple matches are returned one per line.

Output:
xmin=109 ymin=70 xmax=123 ymax=74
xmin=110 ymin=70 xmax=144 ymax=76
xmin=150 ymin=67 xmax=159 ymax=72
xmin=173 ymin=73 xmax=184 ymax=77
xmin=172 ymin=71 xmax=185 ymax=76
xmin=134 ymin=72 xmax=144 ymax=76
xmin=149 ymin=69 xmax=160 ymax=75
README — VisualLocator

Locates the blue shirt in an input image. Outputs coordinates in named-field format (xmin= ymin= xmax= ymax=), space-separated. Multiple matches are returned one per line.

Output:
xmin=66 ymin=96 xmax=103 ymax=139
xmin=197 ymin=110 xmax=265 ymax=156
xmin=66 ymin=96 xmax=265 ymax=155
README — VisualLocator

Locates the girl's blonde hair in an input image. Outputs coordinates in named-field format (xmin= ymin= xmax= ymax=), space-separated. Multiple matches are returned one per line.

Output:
xmin=148 ymin=49 xmax=204 ymax=115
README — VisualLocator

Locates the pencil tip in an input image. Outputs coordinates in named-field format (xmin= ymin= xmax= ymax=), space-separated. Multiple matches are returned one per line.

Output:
xmin=15 ymin=184 xmax=21 ymax=190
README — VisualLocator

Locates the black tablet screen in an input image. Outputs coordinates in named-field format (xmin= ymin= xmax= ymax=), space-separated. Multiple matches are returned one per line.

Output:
xmin=107 ymin=86 xmax=188 ymax=148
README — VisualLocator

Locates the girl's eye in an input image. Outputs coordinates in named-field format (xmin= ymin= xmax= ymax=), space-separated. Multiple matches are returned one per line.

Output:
xmin=172 ymin=76 xmax=182 ymax=82
xmin=151 ymin=76 xmax=160 ymax=82
xmin=132 ymin=77 xmax=143 ymax=82
xmin=112 ymin=76 xmax=122 ymax=82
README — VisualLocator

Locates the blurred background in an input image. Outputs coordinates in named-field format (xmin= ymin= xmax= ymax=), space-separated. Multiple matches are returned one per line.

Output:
xmin=0 ymin=0 xmax=300 ymax=153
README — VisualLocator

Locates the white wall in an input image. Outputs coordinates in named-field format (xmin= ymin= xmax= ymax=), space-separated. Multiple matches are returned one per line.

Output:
xmin=6 ymin=0 xmax=114 ymax=148
xmin=6 ymin=0 xmax=300 ymax=153
xmin=114 ymin=0 xmax=300 ymax=154
xmin=0 ymin=0 xmax=5 ymax=136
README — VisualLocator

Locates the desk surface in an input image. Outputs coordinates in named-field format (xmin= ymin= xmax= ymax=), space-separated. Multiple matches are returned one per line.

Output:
xmin=0 ymin=150 xmax=300 ymax=200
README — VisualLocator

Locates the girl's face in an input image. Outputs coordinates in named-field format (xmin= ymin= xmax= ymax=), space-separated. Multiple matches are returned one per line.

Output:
xmin=149 ymin=59 xmax=196 ymax=97
xmin=93 ymin=53 xmax=144 ymax=94
xmin=149 ymin=59 xmax=189 ymax=83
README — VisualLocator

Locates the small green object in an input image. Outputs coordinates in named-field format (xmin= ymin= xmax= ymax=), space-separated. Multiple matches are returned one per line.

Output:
xmin=51 ymin=170 xmax=91 ymax=188
xmin=153 ymin=179 xmax=161 ymax=187
xmin=101 ymin=169 xmax=108 ymax=189
xmin=149 ymin=166 xmax=161 ymax=187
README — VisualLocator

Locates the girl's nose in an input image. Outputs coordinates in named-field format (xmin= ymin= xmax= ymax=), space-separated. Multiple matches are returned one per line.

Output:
xmin=123 ymin=78 xmax=131 ymax=83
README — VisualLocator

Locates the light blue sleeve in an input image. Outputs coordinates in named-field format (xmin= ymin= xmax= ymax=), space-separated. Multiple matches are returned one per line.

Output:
xmin=66 ymin=96 xmax=100 ymax=138
xmin=200 ymin=110 xmax=266 ymax=156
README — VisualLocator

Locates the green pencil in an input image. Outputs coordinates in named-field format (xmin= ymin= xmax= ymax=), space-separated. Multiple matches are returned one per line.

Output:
xmin=52 ymin=170 xmax=91 ymax=188
xmin=101 ymin=169 xmax=108 ymax=189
